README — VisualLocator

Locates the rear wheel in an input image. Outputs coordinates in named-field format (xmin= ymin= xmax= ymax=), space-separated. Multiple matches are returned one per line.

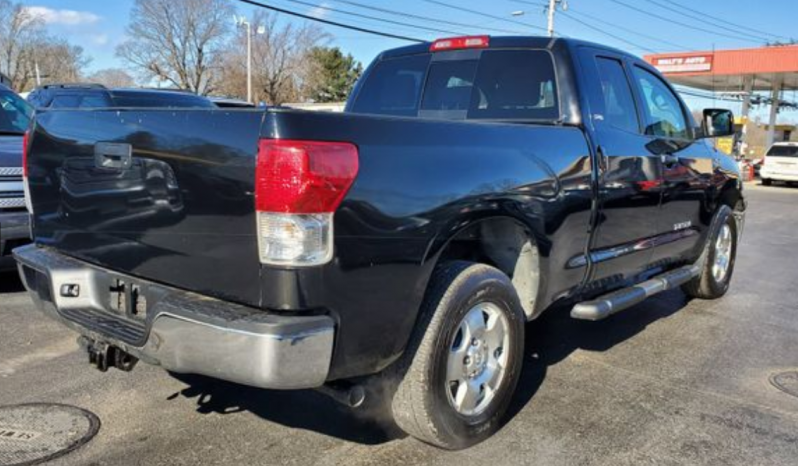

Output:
xmin=683 ymin=207 xmax=737 ymax=299
xmin=391 ymin=261 xmax=525 ymax=450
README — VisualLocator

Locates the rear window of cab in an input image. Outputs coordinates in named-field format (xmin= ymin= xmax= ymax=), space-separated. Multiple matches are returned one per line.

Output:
xmin=350 ymin=49 xmax=559 ymax=122
xmin=767 ymin=145 xmax=798 ymax=157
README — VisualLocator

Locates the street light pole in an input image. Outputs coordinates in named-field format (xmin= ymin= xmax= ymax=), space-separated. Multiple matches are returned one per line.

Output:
xmin=235 ymin=15 xmax=254 ymax=104
xmin=246 ymin=20 xmax=252 ymax=104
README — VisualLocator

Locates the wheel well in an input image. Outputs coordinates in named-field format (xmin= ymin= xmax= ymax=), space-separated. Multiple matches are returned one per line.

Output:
xmin=436 ymin=217 xmax=540 ymax=319
xmin=719 ymin=183 xmax=744 ymax=212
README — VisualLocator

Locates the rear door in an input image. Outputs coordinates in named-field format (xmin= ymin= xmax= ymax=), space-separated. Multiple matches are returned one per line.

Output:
xmin=579 ymin=48 xmax=663 ymax=286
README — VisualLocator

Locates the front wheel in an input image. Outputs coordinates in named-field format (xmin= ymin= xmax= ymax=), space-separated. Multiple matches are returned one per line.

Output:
xmin=391 ymin=261 xmax=526 ymax=450
xmin=683 ymin=207 xmax=738 ymax=299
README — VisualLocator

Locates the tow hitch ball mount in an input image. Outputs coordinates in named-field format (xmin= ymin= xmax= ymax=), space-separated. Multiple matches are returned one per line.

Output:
xmin=78 ymin=336 xmax=139 ymax=372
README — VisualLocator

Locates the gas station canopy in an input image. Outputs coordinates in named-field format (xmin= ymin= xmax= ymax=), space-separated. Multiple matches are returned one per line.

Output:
xmin=644 ymin=45 xmax=798 ymax=148
xmin=644 ymin=45 xmax=798 ymax=92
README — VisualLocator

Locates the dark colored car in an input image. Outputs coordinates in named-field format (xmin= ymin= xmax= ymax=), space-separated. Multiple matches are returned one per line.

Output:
xmin=0 ymin=83 xmax=31 ymax=270
xmin=15 ymin=36 xmax=745 ymax=449
xmin=209 ymin=96 xmax=257 ymax=108
xmin=26 ymin=83 xmax=216 ymax=109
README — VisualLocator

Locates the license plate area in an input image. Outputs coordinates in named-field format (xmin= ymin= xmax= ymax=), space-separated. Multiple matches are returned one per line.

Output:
xmin=107 ymin=277 xmax=149 ymax=321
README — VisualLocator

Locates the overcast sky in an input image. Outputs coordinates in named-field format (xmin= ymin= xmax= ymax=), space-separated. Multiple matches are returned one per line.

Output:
xmin=16 ymin=0 xmax=798 ymax=120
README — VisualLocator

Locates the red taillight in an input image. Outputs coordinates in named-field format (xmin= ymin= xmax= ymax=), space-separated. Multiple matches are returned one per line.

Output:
xmin=255 ymin=139 xmax=359 ymax=213
xmin=430 ymin=35 xmax=490 ymax=52
xmin=22 ymin=129 xmax=29 ymax=177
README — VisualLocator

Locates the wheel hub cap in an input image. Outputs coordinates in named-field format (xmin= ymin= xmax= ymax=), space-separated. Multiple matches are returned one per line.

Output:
xmin=445 ymin=302 xmax=510 ymax=417
xmin=712 ymin=223 xmax=733 ymax=282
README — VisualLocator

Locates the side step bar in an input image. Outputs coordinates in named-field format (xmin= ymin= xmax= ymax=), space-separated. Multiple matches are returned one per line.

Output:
xmin=571 ymin=264 xmax=700 ymax=321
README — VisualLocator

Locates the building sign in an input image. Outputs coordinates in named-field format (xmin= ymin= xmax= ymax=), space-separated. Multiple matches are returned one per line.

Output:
xmin=652 ymin=54 xmax=714 ymax=73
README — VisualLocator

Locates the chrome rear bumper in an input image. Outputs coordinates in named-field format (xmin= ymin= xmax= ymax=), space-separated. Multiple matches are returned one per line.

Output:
xmin=13 ymin=244 xmax=334 ymax=389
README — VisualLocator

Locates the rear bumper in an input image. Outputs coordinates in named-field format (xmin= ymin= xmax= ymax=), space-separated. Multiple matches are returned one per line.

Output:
xmin=760 ymin=168 xmax=798 ymax=181
xmin=13 ymin=244 xmax=335 ymax=389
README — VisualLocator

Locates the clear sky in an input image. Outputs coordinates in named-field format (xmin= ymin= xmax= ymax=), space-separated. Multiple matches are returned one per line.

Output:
xmin=17 ymin=0 xmax=798 ymax=119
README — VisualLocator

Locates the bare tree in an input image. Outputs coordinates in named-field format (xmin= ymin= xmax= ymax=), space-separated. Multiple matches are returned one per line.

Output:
xmin=117 ymin=0 xmax=233 ymax=94
xmin=0 ymin=0 xmax=43 ymax=90
xmin=0 ymin=1 xmax=92 ymax=91
xmin=217 ymin=11 xmax=329 ymax=105
xmin=36 ymin=39 xmax=90 ymax=84
xmin=88 ymin=68 xmax=136 ymax=88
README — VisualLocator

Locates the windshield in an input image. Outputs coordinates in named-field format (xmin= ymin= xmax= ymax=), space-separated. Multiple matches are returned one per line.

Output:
xmin=767 ymin=145 xmax=798 ymax=157
xmin=0 ymin=90 xmax=33 ymax=134
xmin=350 ymin=49 xmax=559 ymax=121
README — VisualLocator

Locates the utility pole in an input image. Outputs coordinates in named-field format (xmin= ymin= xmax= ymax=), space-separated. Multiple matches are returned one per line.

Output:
xmin=546 ymin=0 xmax=568 ymax=37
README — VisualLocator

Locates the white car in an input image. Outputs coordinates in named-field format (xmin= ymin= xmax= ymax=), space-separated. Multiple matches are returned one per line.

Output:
xmin=760 ymin=142 xmax=798 ymax=185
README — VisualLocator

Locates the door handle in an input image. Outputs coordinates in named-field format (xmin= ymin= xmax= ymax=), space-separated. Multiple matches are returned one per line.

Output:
xmin=661 ymin=153 xmax=680 ymax=167
xmin=94 ymin=142 xmax=132 ymax=170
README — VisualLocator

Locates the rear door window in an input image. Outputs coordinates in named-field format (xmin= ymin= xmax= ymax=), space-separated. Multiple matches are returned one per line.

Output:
xmin=767 ymin=145 xmax=798 ymax=157
xmin=592 ymin=57 xmax=639 ymax=134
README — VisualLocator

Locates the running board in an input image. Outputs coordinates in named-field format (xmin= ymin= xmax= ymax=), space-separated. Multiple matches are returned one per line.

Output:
xmin=571 ymin=264 xmax=700 ymax=321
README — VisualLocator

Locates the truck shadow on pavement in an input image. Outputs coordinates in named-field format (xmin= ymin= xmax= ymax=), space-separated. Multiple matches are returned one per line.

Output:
xmin=167 ymin=289 xmax=690 ymax=446
xmin=167 ymin=372 xmax=403 ymax=445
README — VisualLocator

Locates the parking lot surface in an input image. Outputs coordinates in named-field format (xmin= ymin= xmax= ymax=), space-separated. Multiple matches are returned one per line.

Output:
xmin=1 ymin=183 xmax=797 ymax=466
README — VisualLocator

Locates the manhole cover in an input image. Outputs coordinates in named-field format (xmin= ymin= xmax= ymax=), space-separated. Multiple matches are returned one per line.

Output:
xmin=0 ymin=403 xmax=99 ymax=466
xmin=770 ymin=371 xmax=798 ymax=398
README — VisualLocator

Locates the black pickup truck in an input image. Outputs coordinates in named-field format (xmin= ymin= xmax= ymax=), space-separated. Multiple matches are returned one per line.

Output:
xmin=15 ymin=36 xmax=744 ymax=449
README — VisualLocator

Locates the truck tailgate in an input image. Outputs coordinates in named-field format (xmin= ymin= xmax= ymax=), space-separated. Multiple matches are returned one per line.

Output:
xmin=28 ymin=109 xmax=265 ymax=306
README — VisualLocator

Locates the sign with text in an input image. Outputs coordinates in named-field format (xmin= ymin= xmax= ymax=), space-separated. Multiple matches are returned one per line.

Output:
xmin=652 ymin=54 xmax=714 ymax=74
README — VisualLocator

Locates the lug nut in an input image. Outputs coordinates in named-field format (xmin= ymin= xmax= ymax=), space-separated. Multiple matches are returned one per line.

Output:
xmin=464 ymin=356 xmax=471 ymax=365
xmin=494 ymin=347 xmax=503 ymax=359
xmin=471 ymin=338 xmax=479 ymax=347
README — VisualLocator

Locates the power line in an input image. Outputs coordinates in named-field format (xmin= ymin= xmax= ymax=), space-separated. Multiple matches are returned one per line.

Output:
xmin=608 ymin=0 xmax=762 ymax=45
xmin=559 ymin=10 xmax=657 ymax=53
xmin=235 ymin=0 xmax=424 ymax=42
xmin=421 ymin=0 xmax=553 ymax=35
xmin=329 ymin=0 xmax=526 ymax=35
xmin=663 ymin=0 xmax=792 ymax=42
xmin=566 ymin=8 xmax=691 ymax=51
xmin=271 ymin=0 xmax=467 ymax=36
xmin=511 ymin=0 xmax=691 ymax=51
xmin=639 ymin=0 xmax=772 ymax=43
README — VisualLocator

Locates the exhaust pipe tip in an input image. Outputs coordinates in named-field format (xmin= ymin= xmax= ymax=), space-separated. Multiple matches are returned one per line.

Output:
xmin=317 ymin=383 xmax=366 ymax=408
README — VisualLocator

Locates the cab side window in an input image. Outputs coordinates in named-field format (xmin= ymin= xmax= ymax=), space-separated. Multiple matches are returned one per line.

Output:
xmin=633 ymin=66 xmax=689 ymax=139
xmin=594 ymin=57 xmax=639 ymax=133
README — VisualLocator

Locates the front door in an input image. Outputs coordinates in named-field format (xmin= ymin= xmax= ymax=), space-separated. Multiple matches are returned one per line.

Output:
xmin=628 ymin=64 xmax=712 ymax=268
xmin=579 ymin=48 xmax=664 ymax=288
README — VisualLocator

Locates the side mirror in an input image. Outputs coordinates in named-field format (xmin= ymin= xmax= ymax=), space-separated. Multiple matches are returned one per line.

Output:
xmin=700 ymin=108 xmax=735 ymax=138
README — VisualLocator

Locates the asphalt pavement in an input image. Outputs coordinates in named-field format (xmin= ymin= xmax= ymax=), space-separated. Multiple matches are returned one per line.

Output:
xmin=1 ymin=183 xmax=797 ymax=466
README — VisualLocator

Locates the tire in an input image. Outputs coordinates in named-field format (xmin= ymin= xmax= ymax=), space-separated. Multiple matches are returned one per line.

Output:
xmin=762 ymin=178 xmax=772 ymax=186
xmin=391 ymin=261 xmax=525 ymax=450
xmin=683 ymin=206 xmax=738 ymax=299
